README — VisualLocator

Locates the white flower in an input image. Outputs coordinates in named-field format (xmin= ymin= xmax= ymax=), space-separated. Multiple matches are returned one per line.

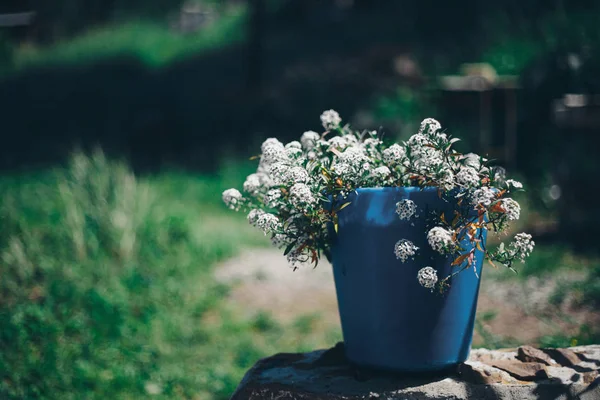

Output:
xmin=301 ymin=131 xmax=320 ymax=150
xmin=427 ymin=226 xmax=455 ymax=254
xmin=417 ymin=266 xmax=438 ymax=289
xmin=438 ymin=169 xmax=455 ymax=191
xmin=268 ymin=163 xmax=291 ymax=186
xmin=247 ymin=208 xmax=265 ymax=225
xmin=394 ymin=239 xmax=419 ymax=262
xmin=396 ymin=199 xmax=417 ymax=220
xmin=328 ymin=136 xmax=349 ymax=149
xmin=456 ymin=167 xmax=480 ymax=187
xmin=362 ymin=137 xmax=382 ymax=158
xmin=320 ymin=109 xmax=342 ymax=130
xmin=284 ymin=141 xmax=303 ymax=158
xmin=286 ymin=166 xmax=310 ymax=183
xmin=264 ymin=189 xmax=282 ymax=208
xmin=500 ymin=198 xmax=521 ymax=221
xmin=331 ymin=163 xmax=351 ymax=177
xmin=261 ymin=138 xmax=286 ymax=165
xmin=418 ymin=118 xmax=442 ymax=136
xmin=243 ymin=173 xmax=263 ymax=194
xmin=222 ymin=188 xmax=243 ymax=210
xmin=463 ymin=153 xmax=481 ymax=170
xmin=471 ymin=187 xmax=496 ymax=207
xmin=506 ymin=179 xmax=523 ymax=189
xmin=372 ymin=166 xmax=391 ymax=180
xmin=339 ymin=146 xmax=368 ymax=166
xmin=510 ymin=233 xmax=535 ymax=262
xmin=382 ymin=144 xmax=406 ymax=165
xmin=256 ymin=212 xmax=280 ymax=235
xmin=285 ymin=141 xmax=301 ymax=149
xmin=271 ymin=233 xmax=292 ymax=249
xmin=289 ymin=183 xmax=316 ymax=211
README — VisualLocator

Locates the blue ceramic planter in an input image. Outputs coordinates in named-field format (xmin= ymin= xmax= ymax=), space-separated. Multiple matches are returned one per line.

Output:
xmin=330 ymin=187 xmax=486 ymax=372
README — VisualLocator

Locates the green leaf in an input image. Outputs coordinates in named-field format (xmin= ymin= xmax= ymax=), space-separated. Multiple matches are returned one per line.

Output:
xmin=283 ymin=241 xmax=297 ymax=256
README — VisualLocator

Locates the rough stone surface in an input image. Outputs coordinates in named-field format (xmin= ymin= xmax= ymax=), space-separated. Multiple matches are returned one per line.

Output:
xmin=543 ymin=348 xmax=583 ymax=367
xmin=517 ymin=345 xmax=557 ymax=366
xmin=231 ymin=343 xmax=600 ymax=400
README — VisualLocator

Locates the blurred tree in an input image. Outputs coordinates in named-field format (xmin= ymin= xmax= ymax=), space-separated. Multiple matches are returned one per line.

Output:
xmin=247 ymin=0 xmax=265 ymax=91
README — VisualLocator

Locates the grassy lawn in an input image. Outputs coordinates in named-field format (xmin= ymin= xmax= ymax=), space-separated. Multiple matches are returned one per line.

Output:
xmin=0 ymin=152 xmax=340 ymax=400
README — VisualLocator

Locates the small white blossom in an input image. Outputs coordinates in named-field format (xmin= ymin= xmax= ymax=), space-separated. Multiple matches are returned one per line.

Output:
xmin=427 ymin=226 xmax=455 ymax=254
xmin=247 ymin=208 xmax=265 ymax=225
xmin=418 ymin=118 xmax=442 ymax=136
xmin=396 ymin=199 xmax=417 ymax=220
xmin=301 ymin=131 xmax=320 ymax=150
xmin=471 ymin=187 xmax=496 ymax=207
xmin=271 ymin=233 xmax=292 ymax=249
xmin=268 ymin=163 xmax=291 ymax=186
xmin=289 ymin=183 xmax=316 ymax=211
xmin=506 ymin=179 xmax=523 ymax=189
xmin=463 ymin=153 xmax=481 ymax=170
xmin=256 ymin=213 xmax=280 ymax=235
xmin=372 ymin=166 xmax=391 ymax=180
xmin=438 ymin=169 xmax=455 ymax=191
xmin=417 ymin=266 xmax=438 ymax=289
xmin=261 ymin=139 xmax=286 ymax=165
xmin=320 ymin=109 xmax=342 ymax=130
xmin=382 ymin=144 xmax=406 ymax=165
xmin=286 ymin=166 xmax=310 ymax=183
xmin=328 ymin=135 xmax=350 ymax=150
xmin=284 ymin=141 xmax=303 ymax=158
xmin=456 ymin=167 xmax=480 ymax=187
xmin=222 ymin=188 xmax=243 ymax=210
xmin=510 ymin=233 xmax=535 ymax=262
xmin=243 ymin=173 xmax=263 ymax=194
xmin=394 ymin=239 xmax=419 ymax=262
xmin=500 ymin=198 xmax=521 ymax=221
xmin=264 ymin=189 xmax=282 ymax=208
xmin=332 ymin=163 xmax=351 ymax=177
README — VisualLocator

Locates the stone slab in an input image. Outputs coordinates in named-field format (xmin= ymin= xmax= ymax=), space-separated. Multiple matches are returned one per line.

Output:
xmin=231 ymin=343 xmax=600 ymax=400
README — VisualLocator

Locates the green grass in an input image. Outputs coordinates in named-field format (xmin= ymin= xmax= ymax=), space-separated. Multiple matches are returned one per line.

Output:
xmin=3 ymin=6 xmax=246 ymax=75
xmin=0 ymin=151 xmax=339 ymax=400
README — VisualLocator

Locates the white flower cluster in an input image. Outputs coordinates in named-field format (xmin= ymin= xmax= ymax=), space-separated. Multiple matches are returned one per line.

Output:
xmin=500 ymin=198 xmax=521 ymax=221
xmin=382 ymin=144 xmax=406 ymax=166
xmin=320 ymin=109 xmax=342 ymax=130
xmin=456 ymin=167 xmax=480 ymax=187
xmin=289 ymin=183 xmax=316 ymax=211
xmin=223 ymin=110 xmax=534 ymax=291
xmin=510 ymin=233 xmax=535 ymax=262
xmin=417 ymin=266 xmax=438 ymax=289
xmin=506 ymin=179 xmax=523 ymax=189
xmin=396 ymin=199 xmax=417 ymax=220
xmin=301 ymin=131 xmax=320 ymax=150
xmin=472 ymin=187 xmax=496 ymax=207
xmin=222 ymin=188 xmax=243 ymax=210
xmin=394 ymin=239 xmax=419 ymax=262
xmin=427 ymin=227 xmax=455 ymax=254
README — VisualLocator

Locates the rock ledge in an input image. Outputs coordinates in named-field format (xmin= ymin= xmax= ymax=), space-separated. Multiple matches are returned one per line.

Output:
xmin=231 ymin=343 xmax=600 ymax=399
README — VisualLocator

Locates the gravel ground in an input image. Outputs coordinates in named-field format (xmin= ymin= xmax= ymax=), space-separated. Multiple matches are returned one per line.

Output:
xmin=216 ymin=248 xmax=598 ymax=346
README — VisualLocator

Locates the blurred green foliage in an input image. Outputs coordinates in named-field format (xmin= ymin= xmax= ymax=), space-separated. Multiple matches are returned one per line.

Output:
xmin=482 ymin=9 xmax=600 ymax=75
xmin=7 ymin=9 xmax=247 ymax=74
xmin=0 ymin=151 xmax=339 ymax=399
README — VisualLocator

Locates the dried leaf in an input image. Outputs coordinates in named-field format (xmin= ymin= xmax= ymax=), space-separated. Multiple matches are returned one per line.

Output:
xmin=452 ymin=252 xmax=470 ymax=266
xmin=337 ymin=202 xmax=352 ymax=211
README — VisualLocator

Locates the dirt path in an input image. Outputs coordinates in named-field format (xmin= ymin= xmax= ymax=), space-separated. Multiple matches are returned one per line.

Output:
xmin=216 ymin=249 xmax=598 ymax=347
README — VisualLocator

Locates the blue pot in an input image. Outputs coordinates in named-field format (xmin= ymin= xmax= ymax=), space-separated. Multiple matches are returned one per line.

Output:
xmin=330 ymin=187 xmax=486 ymax=372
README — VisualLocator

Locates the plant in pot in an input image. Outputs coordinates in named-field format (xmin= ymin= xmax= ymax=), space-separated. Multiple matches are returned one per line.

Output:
xmin=222 ymin=110 xmax=534 ymax=372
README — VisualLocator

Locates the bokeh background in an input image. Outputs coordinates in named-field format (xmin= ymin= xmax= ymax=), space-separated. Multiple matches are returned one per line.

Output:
xmin=1 ymin=1 xmax=599 ymax=399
